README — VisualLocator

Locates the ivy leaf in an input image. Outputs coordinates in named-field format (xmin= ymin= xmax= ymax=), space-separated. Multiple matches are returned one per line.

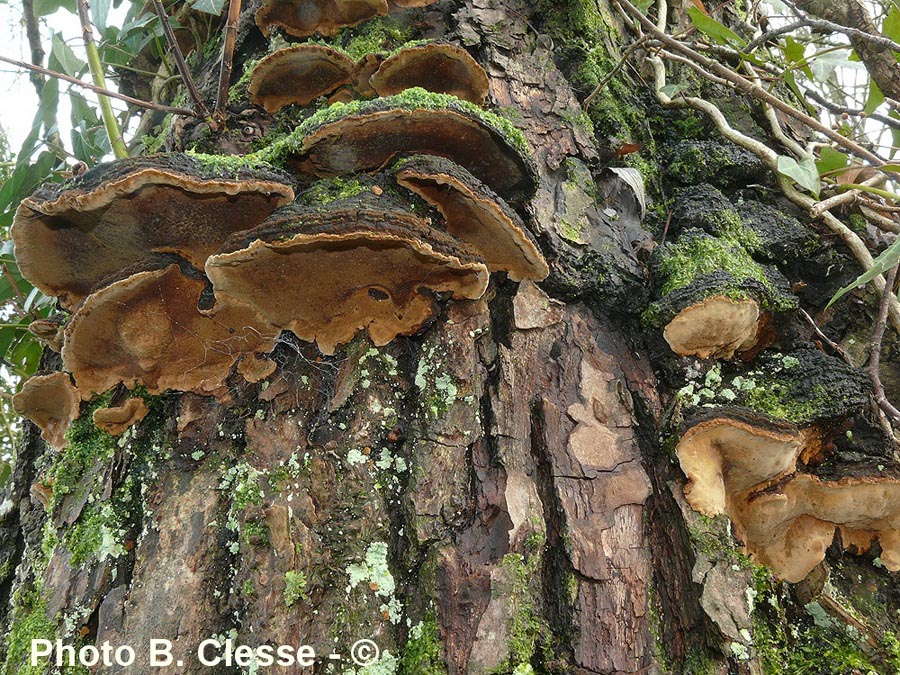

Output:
xmin=91 ymin=0 xmax=111 ymax=32
xmin=777 ymin=155 xmax=821 ymax=198
xmin=33 ymin=0 xmax=76 ymax=16
xmin=782 ymin=36 xmax=813 ymax=78
xmin=828 ymin=236 xmax=900 ymax=308
xmin=687 ymin=7 xmax=747 ymax=48
xmin=659 ymin=83 xmax=690 ymax=97
xmin=49 ymin=33 xmax=86 ymax=78
xmin=891 ymin=110 xmax=900 ymax=159
xmin=882 ymin=2 xmax=900 ymax=56
xmin=816 ymin=147 xmax=850 ymax=176
xmin=864 ymin=79 xmax=884 ymax=116
xmin=189 ymin=0 xmax=225 ymax=15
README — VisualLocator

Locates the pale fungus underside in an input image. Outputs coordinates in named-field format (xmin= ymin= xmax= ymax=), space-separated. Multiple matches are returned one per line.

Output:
xmin=92 ymin=397 xmax=150 ymax=435
xmin=11 ymin=372 xmax=80 ymax=451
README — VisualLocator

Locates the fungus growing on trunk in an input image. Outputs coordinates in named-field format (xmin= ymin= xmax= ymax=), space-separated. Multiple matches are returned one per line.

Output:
xmin=395 ymin=155 xmax=548 ymax=280
xmin=645 ymin=229 xmax=796 ymax=359
xmin=205 ymin=201 xmax=489 ymax=355
xmin=675 ymin=349 xmax=879 ymax=580
xmin=369 ymin=43 xmax=489 ymax=103
xmin=248 ymin=44 xmax=356 ymax=111
xmin=62 ymin=258 xmax=276 ymax=398
xmin=260 ymin=89 xmax=534 ymax=199
xmin=11 ymin=154 xmax=294 ymax=310
xmin=734 ymin=471 xmax=900 ymax=582
xmin=92 ymin=397 xmax=150 ymax=435
xmin=255 ymin=0 xmax=388 ymax=37
xmin=12 ymin=372 xmax=80 ymax=450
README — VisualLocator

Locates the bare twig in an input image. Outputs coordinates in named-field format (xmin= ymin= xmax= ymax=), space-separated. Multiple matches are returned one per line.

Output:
xmin=810 ymin=174 xmax=887 ymax=217
xmin=745 ymin=16 xmax=900 ymax=54
xmin=868 ymin=264 xmax=900 ymax=426
xmin=859 ymin=204 xmax=900 ymax=234
xmin=214 ymin=0 xmax=242 ymax=121
xmin=584 ymin=38 xmax=648 ymax=109
xmin=150 ymin=0 xmax=211 ymax=120
xmin=803 ymin=88 xmax=900 ymax=131
xmin=616 ymin=0 xmax=893 ymax=169
xmin=0 ymin=55 xmax=195 ymax=116
xmin=800 ymin=309 xmax=855 ymax=365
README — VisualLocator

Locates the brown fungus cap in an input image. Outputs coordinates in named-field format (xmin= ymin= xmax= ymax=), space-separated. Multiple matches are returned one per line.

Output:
xmin=92 ymin=397 xmax=150 ymax=435
xmin=12 ymin=372 xmax=80 ymax=450
xmin=395 ymin=155 xmax=548 ymax=281
xmin=206 ymin=202 xmax=489 ymax=355
xmin=734 ymin=472 xmax=900 ymax=582
xmin=255 ymin=0 xmax=388 ymax=37
xmin=676 ymin=410 xmax=804 ymax=517
xmin=248 ymin=45 xmax=356 ymax=112
xmin=664 ymin=295 xmax=762 ymax=360
xmin=12 ymin=154 xmax=294 ymax=310
xmin=370 ymin=43 xmax=489 ymax=104
xmin=62 ymin=257 xmax=277 ymax=398
xmin=273 ymin=91 xmax=535 ymax=199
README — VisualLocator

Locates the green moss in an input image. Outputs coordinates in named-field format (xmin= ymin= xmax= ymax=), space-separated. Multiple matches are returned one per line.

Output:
xmin=322 ymin=17 xmax=414 ymax=61
xmin=656 ymin=233 xmax=770 ymax=297
xmin=742 ymin=382 xmax=830 ymax=425
xmin=241 ymin=578 xmax=256 ymax=598
xmin=62 ymin=501 xmax=126 ymax=567
xmin=299 ymin=177 xmax=370 ymax=206
xmin=256 ymin=89 xmax=531 ymax=167
xmin=283 ymin=570 xmax=308 ymax=607
xmin=184 ymin=150 xmax=278 ymax=179
xmin=400 ymin=612 xmax=446 ymax=675
xmin=229 ymin=58 xmax=262 ymax=105
xmin=0 ymin=584 xmax=79 ymax=675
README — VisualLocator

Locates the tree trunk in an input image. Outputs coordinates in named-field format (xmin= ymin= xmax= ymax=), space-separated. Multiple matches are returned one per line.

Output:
xmin=3 ymin=1 xmax=900 ymax=674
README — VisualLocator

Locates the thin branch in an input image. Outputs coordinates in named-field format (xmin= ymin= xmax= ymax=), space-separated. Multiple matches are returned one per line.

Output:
xmin=810 ymin=174 xmax=886 ymax=217
xmin=0 ymin=55 xmax=195 ymax=116
xmin=77 ymin=0 xmax=128 ymax=158
xmin=214 ymin=0 xmax=242 ymax=120
xmin=803 ymin=88 xmax=900 ymax=131
xmin=745 ymin=16 xmax=900 ymax=54
xmin=799 ymin=309 xmax=855 ymax=365
xmin=859 ymin=204 xmax=900 ymax=233
xmin=150 ymin=0 xmax=211 ymax=120
xmin=584 ymin=37 xmax=648 ymax=110
xmin=616 ymin=0 xmax=893 ymax=169
xmin=868 ymin=264 xmax=900 ymax=426
xmin=21 ymin=0 xmax=45 ymax=97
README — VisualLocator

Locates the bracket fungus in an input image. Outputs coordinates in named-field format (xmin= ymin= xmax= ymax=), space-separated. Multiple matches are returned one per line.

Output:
xmin=255 ymin=0 xmax=388 ymax=37
xmin=11 ymin=154 xmax=294 ymax=310
xmin=92 ymin=397 xmax=150 ymax=435
xmin=248 ymin=44 xmax=356 ymax=111
xmin=261 ymin=89 xmax=535 ymax=199
xmin=62 ymin=257 xmax=276 ymax=399
xmin=206 ymin=200 xmax=489 ymax=355
xmin=675 ymin=349 xmax=882 ymax=580
xmin=395 ymin=155 xmax=548 ymax=281
xmin=369 ymin=43 xmax=489 ymax=103
xmin=645 ymin=229 xmax=796 ymax=359
xmin=12 ymin=372 xmax=80 ymax=450
xmin=734 ymin=472 xmax=900 ymax=582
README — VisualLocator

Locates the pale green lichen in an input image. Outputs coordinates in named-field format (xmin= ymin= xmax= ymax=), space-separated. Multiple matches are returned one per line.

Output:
xmin=346 ymin=542 xmax=402 ymax=624
xmin=283 ymin=570 xmax=308 ymax=606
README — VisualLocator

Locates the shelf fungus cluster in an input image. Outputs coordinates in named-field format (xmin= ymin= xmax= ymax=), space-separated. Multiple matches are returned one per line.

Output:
xmin=674 ymin=348 xmax=900 ymax=581
xmin=247 ymin=42 xmax=489 ymax=111
xmin=10 ymin=34 xmax=546 ymax=448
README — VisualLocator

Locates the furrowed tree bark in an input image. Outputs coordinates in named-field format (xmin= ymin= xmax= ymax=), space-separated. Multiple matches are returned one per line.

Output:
xmin=3 ymin=1 xmax=900 ymax=674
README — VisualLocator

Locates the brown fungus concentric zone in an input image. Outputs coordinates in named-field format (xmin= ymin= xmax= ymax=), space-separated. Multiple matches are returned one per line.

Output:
xmin=12 ymin=372 xmax=80 ymax=450
xmin=370 ymin=43 xmax=489 ymax=103
xmin=248 ymin=44 xmax=356 ymax=112
xmin=205 ymin=202 xmax=489 ymax=355
xmin=275 ymin=97 xmax=535 ymax=199
xmin=395 ymin=155 xmax=548 ymax=281
xmin=255 ymin=0 xmax=388 ymax=37
xmin=61 ymin=257 xmax=277 ymax=399
xmin=11 ymin=154 xmax=294 ymax=310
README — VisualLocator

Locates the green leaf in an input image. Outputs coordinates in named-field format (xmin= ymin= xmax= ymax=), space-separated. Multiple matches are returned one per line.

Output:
xmin=816 ymin=147 xmax=850 ymax=176
xmin=882 ymin=2 xmax=900 ymax=55
xmin=891 ymin=110 xmax=900 ymax=159
xmin=49 ymin=33 xmax=86 ymax=77
xmin=864 ymin=79 xmax=884 ymax=116
xmin=659 ymin=83 xmax=690 ymax=97
xmin=687 ymin=6 xmax=747 ymax=47
xmin=777 ymin=155 xmax=821 ymax=198
xmin=828 ymin=236 xmax=900 ymax=308
xmin=189 ymin=0 xmax=225 ymax=14
xmin=33 ymin=0 xmax=76 ymax=16
xmin=782 ymin=36 xmax=812 ymax=78
xmin=91 ymin=0 xmax=111 ymax=32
